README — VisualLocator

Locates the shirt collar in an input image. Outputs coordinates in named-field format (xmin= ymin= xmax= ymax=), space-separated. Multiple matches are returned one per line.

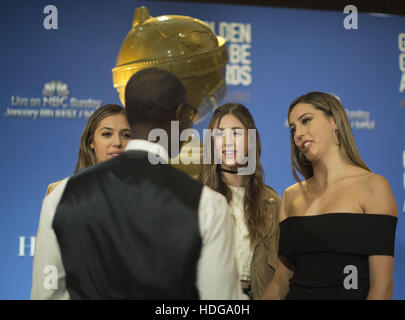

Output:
xmin=124 ymin=139 xmax=169 ymax=163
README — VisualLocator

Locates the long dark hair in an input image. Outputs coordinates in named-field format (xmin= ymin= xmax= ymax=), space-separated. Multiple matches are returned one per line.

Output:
xmin=198 ymin=103 xmax=269 ymax=245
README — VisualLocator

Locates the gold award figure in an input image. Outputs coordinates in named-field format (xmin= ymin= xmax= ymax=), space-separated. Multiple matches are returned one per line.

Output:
xmin=112 ymin=6 xmax=228 ymax=175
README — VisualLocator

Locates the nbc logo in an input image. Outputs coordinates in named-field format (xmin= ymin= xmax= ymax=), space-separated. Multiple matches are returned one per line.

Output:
xmin=42 ymin=81 xmax=69 ymax=97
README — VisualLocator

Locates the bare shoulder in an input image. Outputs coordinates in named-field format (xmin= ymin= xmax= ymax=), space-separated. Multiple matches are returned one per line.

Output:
xmin=361 ymin=173 xmax=398 ymax=217
xmin=285 ymin=181 xmax=306 ymax=196
xmin=280 ymin=181 xmax=307 ymax=220
xmin=364 ymin=173 xmax=391 ymax=188
xmin=281 ymin=184 xmax=296 ymax=208
xmin=284 ymin=180 xmax=308 ymax=202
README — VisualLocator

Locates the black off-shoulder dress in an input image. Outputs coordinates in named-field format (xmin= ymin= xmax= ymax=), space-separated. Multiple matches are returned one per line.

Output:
xmin=279 ymin=213 xmax=397 ymax=300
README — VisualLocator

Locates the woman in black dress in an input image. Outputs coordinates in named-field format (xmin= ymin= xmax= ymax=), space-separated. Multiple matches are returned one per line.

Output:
xmin=262 ymin=92 xmax=398 ymax=300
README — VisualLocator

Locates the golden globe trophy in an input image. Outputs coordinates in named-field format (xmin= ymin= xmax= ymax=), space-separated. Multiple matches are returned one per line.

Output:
xmin=112 ymin=6 xmax=228 ymax=176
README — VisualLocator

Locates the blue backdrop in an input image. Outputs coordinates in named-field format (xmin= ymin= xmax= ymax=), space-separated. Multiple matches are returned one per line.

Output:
xmin=0 ymin=0 xmax=404 ymax=299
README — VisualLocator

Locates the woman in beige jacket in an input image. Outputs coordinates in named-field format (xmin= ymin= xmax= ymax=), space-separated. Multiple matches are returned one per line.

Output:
xmin=198 ymin=103 xmax=281 ymax=299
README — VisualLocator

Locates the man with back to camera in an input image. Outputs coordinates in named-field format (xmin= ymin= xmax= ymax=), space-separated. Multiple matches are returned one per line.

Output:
xmin=31 ymin=67 xmax=245 ymax=299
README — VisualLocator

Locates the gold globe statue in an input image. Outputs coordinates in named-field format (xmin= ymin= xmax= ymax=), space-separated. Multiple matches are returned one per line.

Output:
xmin=112 ymin=6 xmax=227 ymax=123
xmin=112 ymin=6 xmax=228 ymax=176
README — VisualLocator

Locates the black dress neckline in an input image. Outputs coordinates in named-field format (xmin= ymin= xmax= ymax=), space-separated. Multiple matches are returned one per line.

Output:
xmin=281 ymin=212 xmax=398 ymax=222
xmin=278 ymin=212 xmax=398 ymax=298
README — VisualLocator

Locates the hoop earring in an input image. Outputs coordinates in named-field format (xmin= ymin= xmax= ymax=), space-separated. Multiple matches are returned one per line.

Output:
xmin=299 ymin=151 xmax=311 ymax=165
xmin=332 ymin=129 xmax=341 ymax=146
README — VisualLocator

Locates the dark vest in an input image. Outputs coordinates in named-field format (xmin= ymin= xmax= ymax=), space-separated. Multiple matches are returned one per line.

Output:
xmin=53 ymin=151 xmax=203 ymax=299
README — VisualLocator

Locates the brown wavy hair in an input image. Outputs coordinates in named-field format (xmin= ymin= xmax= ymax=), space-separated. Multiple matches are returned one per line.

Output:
xmin=75 ymin=104 xmax=127 ymax=171
xmin=198 ymin=103 xmax=269 ymax=245
xmin=288 ymin=92 xmax=370 ymax=182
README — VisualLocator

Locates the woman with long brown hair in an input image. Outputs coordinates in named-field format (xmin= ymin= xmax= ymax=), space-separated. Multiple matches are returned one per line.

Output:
xmin=262 ymin=92 xmax=398 ymax=300
xmin=198 ymin=103 xmax=280 ymax=299
xmin=44 ymin=104 xmax=131 ymax=195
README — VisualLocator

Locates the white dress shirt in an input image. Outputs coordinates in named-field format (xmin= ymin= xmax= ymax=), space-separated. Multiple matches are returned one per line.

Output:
xmin=31 ymin=139 xmax=246 ymax=300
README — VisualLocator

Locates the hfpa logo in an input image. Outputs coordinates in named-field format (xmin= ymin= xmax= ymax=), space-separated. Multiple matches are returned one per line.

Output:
xmin=42 ymin=80 xmax=70 ymax=97
xmin=18 ymin=236 xmax=35 ymax=257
